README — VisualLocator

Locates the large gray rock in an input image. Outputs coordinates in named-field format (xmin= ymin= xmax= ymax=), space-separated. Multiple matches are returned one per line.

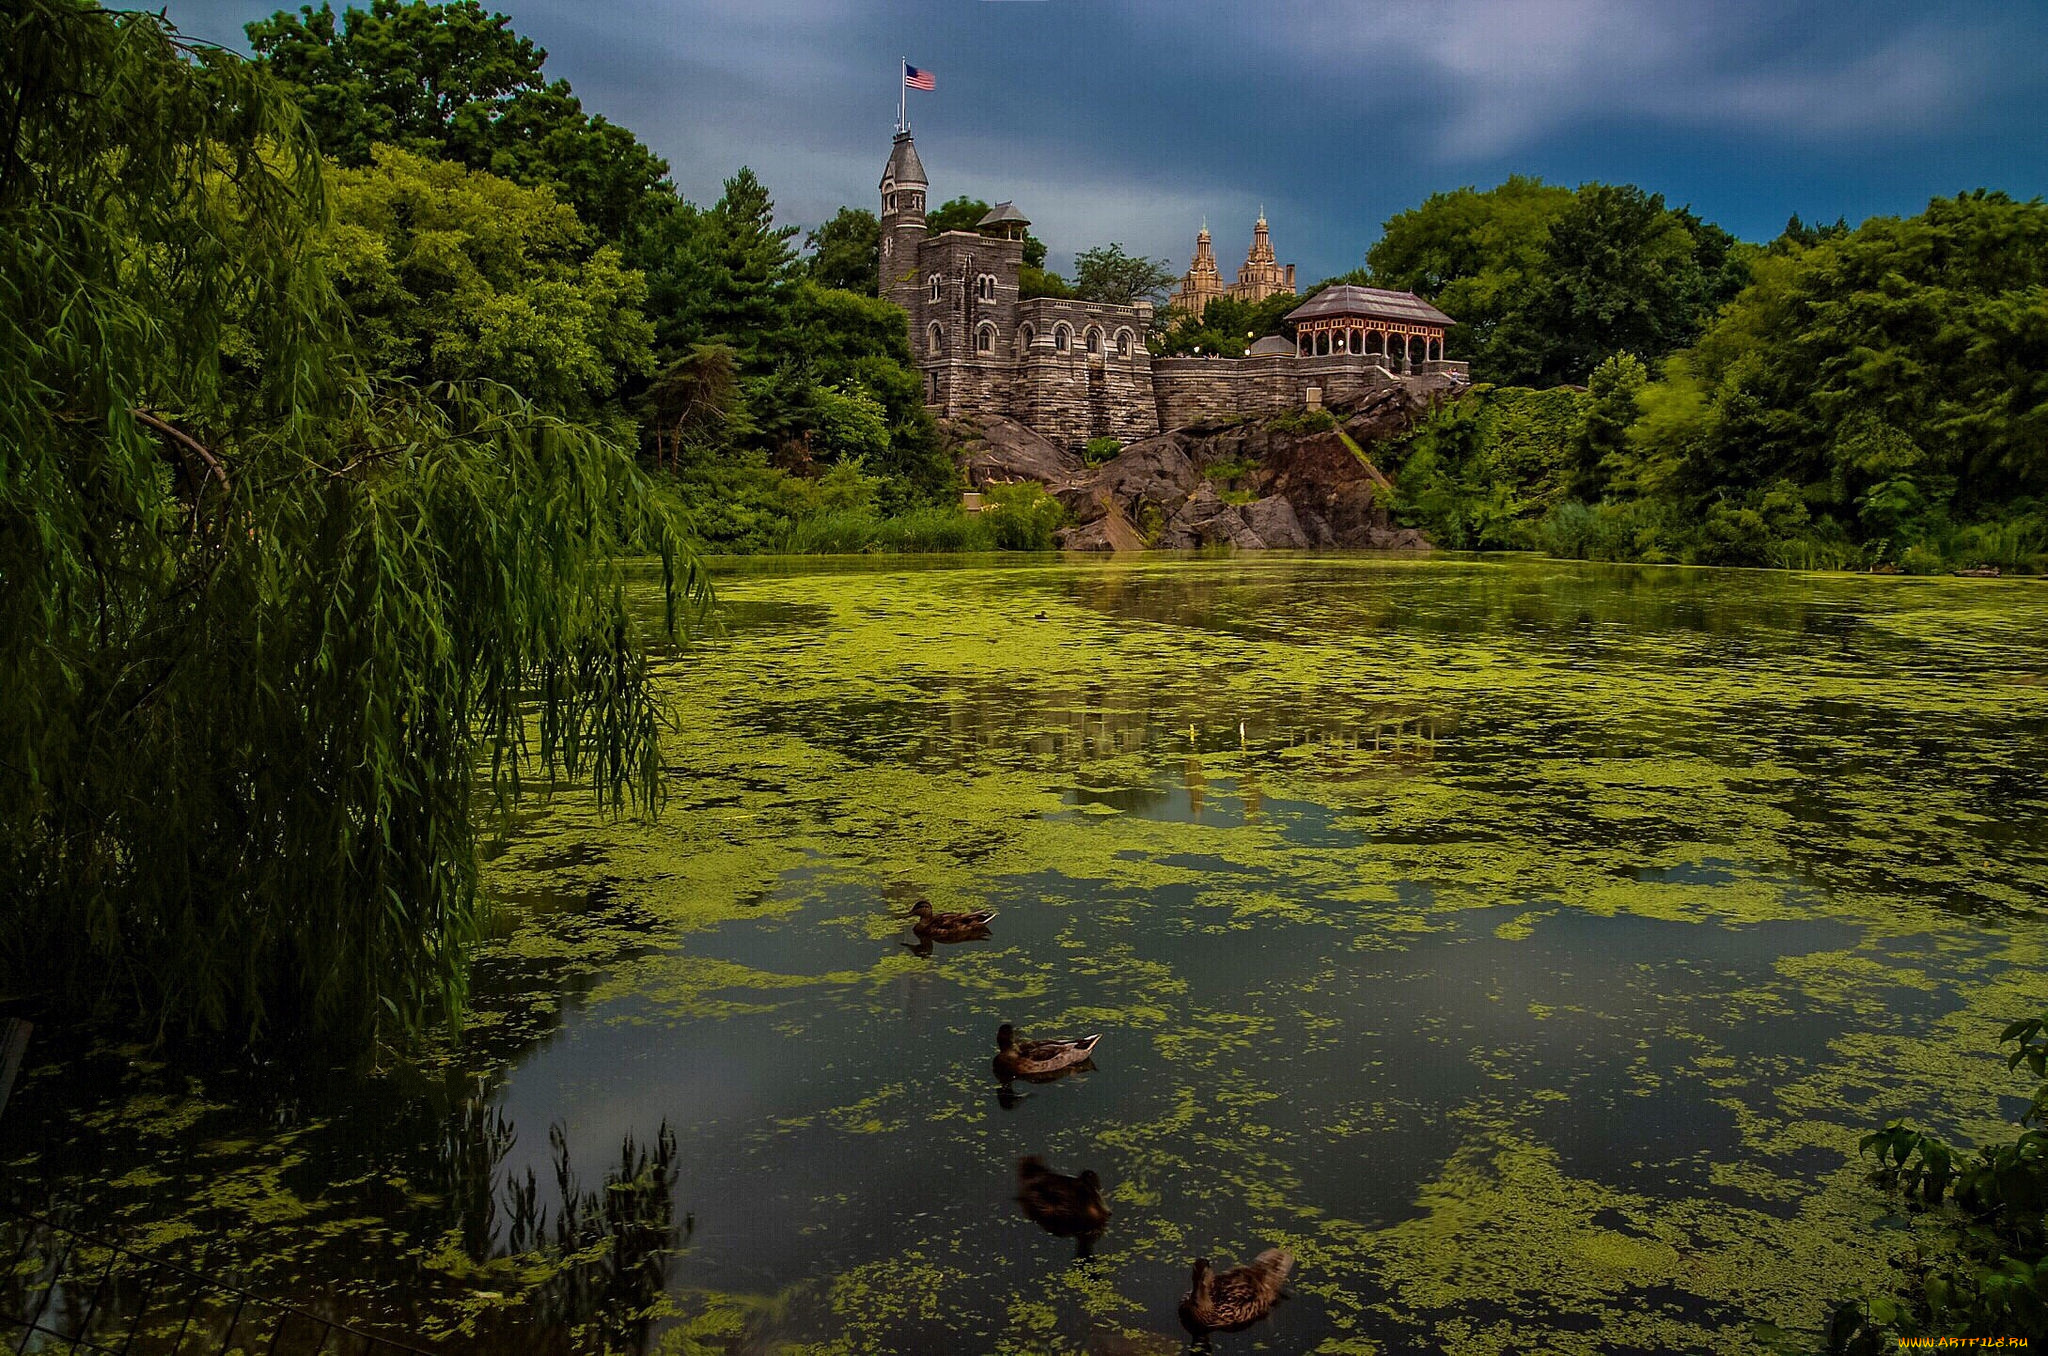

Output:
xmin=1056 ymin=510 xmax=1146 ymax=552
xmin=949 ymin=415 xmax=1085 ymax=487
xmin=1243 ymin=495 xmax=1311 ymax=549
xmin=1059 ymin=435 xmax=1200 ymax=523
xmin=1159 ymin=483 xmax=1265 ymax=550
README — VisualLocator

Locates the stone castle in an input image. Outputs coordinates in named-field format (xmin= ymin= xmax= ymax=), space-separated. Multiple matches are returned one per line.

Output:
xmin=879 ymin=128 xmax=1465 ymax=451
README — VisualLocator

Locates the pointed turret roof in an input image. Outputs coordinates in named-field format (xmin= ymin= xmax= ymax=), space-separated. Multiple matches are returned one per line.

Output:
xmin=881 ymin=131 xmax=926 ymax=189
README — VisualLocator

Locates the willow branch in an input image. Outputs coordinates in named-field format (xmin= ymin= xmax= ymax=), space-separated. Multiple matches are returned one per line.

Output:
xmin=129 ymin=407 xmax=230 ymax=498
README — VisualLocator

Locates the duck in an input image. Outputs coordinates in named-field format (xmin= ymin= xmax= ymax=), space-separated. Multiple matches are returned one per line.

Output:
xmin=906 ymin=899 xmax=996 ymax=942
xmin=993 ymin=1023 xmax=1101 ymax=1080
xmin=1015 ymin=1155 xmax=1111 ymax=1244
xmin=1178 ymin=1248 xmax=1294 ymax=1337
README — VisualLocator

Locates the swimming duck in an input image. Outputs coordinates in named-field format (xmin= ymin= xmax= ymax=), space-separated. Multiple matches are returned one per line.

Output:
xmin=994 ymin=1023 xmax=1100 ymax=1080
xmin=1178 ymin=1248 xmax=1294 ymax=1336
xmin=1015 ymin=1155 xmax=1111 ymax=1245
xmin=906 ymin=900 xmax=996 ymax=942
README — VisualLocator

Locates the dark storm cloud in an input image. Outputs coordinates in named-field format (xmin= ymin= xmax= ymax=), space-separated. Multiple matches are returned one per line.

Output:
xmin=168 ymin=0 xmax=2048 ymax=280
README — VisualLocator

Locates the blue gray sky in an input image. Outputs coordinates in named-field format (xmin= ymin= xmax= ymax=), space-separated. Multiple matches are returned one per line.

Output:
xmin=167 ymin=0 xmax=2048 ymax=281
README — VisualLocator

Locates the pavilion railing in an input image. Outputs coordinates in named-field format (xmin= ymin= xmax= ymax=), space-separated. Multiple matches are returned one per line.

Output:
xmin=1 ymin=1197 xmax=439 ymax=1356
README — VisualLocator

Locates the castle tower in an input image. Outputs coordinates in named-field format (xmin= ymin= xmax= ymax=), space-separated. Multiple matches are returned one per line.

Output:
xmin=1167 ymin=224 xmax=1225 ymax=321
xmin=878 ymin=131 xmax=928 ymax=312
xmin=1229 ymin=210 xmax=1297 ymax=305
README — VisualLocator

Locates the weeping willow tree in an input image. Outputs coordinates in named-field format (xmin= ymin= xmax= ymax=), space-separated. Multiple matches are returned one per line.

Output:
xmin=0 ymin=1 xmax=706 ymax=1045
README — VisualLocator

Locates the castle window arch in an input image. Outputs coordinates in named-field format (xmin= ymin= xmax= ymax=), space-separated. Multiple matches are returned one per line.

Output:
xmin=927 ymin=322 xmax=944 ymax=355
xmin=928 ymin=274 xmax=942 ymax=303
xmin=976 ymin=273 xmax=997 ymax=302
xmin=976 ymin=323 xmax=996 ymax=354
xmin=1054 ymin=324 xmax=1071 ymax=353
xmin=1085 ymin=326 xmax=1102 ymax=355
xmin=1017 ymin=323 xmax=1036 ymax=356
xmin=1114 ymin=328 xmax=1135 ymax=358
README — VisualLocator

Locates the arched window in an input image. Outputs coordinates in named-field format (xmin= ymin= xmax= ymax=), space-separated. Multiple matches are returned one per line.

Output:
xmin=928 ymin=274 xmax=942 ymax=303
xmin=1017 ymin=323 xmax=1036 ymax=356
xmin=976 ymin=324 xmax=996 ymax=354
xmin=1054 ymin=325 xmax=1071 ymax=353
xmin=1115 ymin=329 xmax=1134 ymax=358
xmin=1085 ymin=327 xmax=1102 ymax=355
xmin=881 ymin=237 xmax=892 ymax=262
xmin=976 ymin=274 xmax=997 ymax=302
xmin=927 ymin=322 xmax=944 ymax=355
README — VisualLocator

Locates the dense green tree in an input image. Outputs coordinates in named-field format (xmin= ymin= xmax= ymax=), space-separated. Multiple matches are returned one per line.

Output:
xmin=0 ymin=0 xmax=702 ymax=1045
xmin=1632 ymin=191 xmax=2048 ymax=555
xmin=805 ymin=206 xmax=880 ymax=295
xmin=1071 ymin=243 xmax=1178 ymax=307
xmin=1368 ymin=177 xmax=1750 ymax=385
xmin=786 ymin=282 xmax=950 ymax=503
xmin=1018 ymin=265 xmax=1074 ymax=299
xmin=246 ymin=0 xmax=671 ymax=240
xmin=643 ymin=167 xmax=798 ymax=365
xmin=326 ymin=146 xmax=654 ymax=419
xmin=1529 ymin=184 xmax=1712 ymax=385
xmin=1572 ymin=352 xmax=1649 ymax=498
xmin=1367 ymin=176 xmax=1575 ymax=381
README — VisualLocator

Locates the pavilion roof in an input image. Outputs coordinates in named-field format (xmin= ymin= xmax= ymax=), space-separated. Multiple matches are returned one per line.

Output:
xmin=1285 ymin=284 xmax=1455 ymax=327
xmin=977 ymin=201 xmax=1031 ymax=228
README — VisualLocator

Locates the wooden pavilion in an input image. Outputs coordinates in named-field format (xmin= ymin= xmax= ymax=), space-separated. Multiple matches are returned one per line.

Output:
xmin=1285 ymin=285 xmax=1455 ymax=371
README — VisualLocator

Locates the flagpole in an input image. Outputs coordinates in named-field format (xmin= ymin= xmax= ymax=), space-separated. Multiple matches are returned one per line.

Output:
xmin=899 ymin=57 xmax=906 ymax=133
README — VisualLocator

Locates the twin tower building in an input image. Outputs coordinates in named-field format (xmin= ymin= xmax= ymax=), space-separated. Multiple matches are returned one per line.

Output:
xmin=878 ymin=128 xmax=1459 ymax=452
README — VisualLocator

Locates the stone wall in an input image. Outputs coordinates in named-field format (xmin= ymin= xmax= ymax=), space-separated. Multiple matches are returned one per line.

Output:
xmin=1004 ymin=297 xmax=1159 ymax=450
xmin=1151 ymin=354 xmax=1381 ymax=428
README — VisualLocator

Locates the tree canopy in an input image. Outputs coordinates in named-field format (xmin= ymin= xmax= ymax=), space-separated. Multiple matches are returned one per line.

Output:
xmin=1367 ymin=177 xmax=1750 ymax=386
xmin=1071 ymin=243 xmax=1178 ymax=307
xmin=805 ymin=206 xmax=880 ymax=295
xmin=247 ymin=0 xmax=672 ymax=240
xmin=1380 ymin=195 xmax=2048 ymax=573
xmin=325 ymin=145 xmax=655 ymax=419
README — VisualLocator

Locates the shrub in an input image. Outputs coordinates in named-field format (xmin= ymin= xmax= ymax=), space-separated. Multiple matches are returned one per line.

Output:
xmin=781 ymin=510 xmax=881 ymax=554
xmin=1827 ymin=1013 xmax=2048 ymax=1347
xmin=1536 ymin=499 xmax=1679 ymax=563
xmin=982 ymin=482 xmax=1066 ymax=550
xmin=1955 ymin=515 xmax=2048 ymax=573
xmin=871 ymin=507 xmax=996 ymax=552
xmin=1898 ymin=543 xmax=1946 ymax=575
xmin=1270 ymin=408 xmax=1338 ymax=435
xmin=1083 ymin=436 xmax=1121 ymax=465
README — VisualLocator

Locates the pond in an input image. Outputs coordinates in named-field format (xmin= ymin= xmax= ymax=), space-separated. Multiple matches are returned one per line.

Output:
xmin=7 ymin=555 xmax=2048 ymax=1355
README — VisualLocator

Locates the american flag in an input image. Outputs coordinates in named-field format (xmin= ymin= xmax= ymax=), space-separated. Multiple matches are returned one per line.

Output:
xmin=903 ymin=62 xmax=936 ymax=91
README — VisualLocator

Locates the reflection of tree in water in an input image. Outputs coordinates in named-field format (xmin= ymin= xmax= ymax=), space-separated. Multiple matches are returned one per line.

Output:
xmin=0 ymin=1104 xmax=687 ymax=1356
xmin=432 ymin=1108 xmax=689 ymax=1356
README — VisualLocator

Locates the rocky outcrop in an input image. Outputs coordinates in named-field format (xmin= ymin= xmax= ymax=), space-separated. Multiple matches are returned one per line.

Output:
xmin=1056 ymin=434 xmax=1201 ymax=529
xmin=947 ymin=377 xmax=1453 ymax=551
xmin=1055 ymin=502 xmax=1148 ymax=552
xmin=945 ymin=414 xmax=1086 ymax=488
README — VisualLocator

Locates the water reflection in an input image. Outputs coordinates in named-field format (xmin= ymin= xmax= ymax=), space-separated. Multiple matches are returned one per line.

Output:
xmin=1014 ymin=1155 xmax=1111 ymax=1258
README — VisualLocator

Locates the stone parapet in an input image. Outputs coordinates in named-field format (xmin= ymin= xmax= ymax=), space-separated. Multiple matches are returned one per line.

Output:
xmin=1152 ymin=354 xmax=1409 ymax=429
